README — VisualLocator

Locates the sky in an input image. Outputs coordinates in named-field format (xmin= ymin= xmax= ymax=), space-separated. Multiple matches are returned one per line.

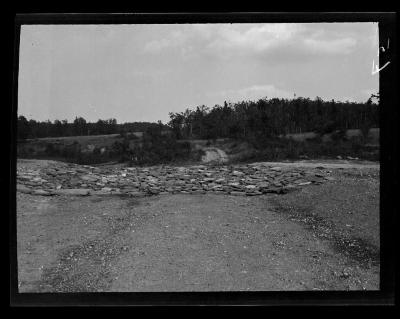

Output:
xmin=18 ymin=23 xmax=379 ymax=124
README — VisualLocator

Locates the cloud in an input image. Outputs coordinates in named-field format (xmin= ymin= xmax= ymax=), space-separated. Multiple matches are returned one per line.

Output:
xmin=142 ymin=23 xmax=359 ymax=60
xmin=143 ymin=30 xmax=187 ymax=53
xmin=302 ymin=37 xmax=356 ymax=54
xmin=142 ymin=24 xmax=299 ymax=56
xmin=212 ymin=84 xmax=293 ymax=102
xmin=205 ymin=24 xmax=298 ymax=53
xmin=143 ymin=38 xmax=172 ymax=52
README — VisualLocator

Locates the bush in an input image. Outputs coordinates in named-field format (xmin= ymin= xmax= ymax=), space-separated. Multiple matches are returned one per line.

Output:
xmin=360 ymin=122 xmax=372 ymax=142
xmin=315 ymin=121 xmax=339 ymax=135
xmin=126 ymin=132 xmax=192 ymax=166
xmin=331 ymin=129 xmax=347 ymax=142
xmin=45 ymin=143 xmax=60 ymax=156
xmin=235 ymin=134 xmax=379 ymax=163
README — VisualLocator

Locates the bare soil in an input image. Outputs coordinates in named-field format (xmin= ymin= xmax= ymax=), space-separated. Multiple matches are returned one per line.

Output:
xmin=201 ymin=147 xmax=228 ymax=163
xmin=17 ymin=161 xmax=379 ymax=292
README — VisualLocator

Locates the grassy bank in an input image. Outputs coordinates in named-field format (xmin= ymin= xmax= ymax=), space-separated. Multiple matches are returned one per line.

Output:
xmin=17 ymin=129 xmax=379 ymax=166
xmin=17 ymin=131 xmax=203 ymax=166
xmin=226 ymin=135 xmax=379 ymax=163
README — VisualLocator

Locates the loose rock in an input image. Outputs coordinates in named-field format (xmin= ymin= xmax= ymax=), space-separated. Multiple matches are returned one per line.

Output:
xmin=17 ymin=161 xmax=329 ymax=198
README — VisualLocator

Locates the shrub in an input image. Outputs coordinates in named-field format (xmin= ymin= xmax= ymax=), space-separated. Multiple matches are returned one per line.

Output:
xmin=45 ymin=143 xmax=60 ymax=156
xmin=233 ymin=133 xmax=378 ymax=163
xmin=360 ymin=122 xmax=372 ymax=142
xmin=126 ymin=133 xmax=192 ymax=166
xmin=331 ymin=129 xmax=347 ymax=142
xmin=315 ymin=120 xmax=339 ymax=135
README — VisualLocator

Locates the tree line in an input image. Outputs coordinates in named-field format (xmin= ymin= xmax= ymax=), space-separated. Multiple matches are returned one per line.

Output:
xmin=168 ymin=96 xmax=379 ymax=140
xmin=17 ymin=116 xmax=169 ymax=140
xmin=17 ymin=95 xmax=379 ymax=141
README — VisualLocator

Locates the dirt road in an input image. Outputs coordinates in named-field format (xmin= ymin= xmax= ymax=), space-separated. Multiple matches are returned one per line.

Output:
xmin=16 ymin=161 xmax=379 ymax=292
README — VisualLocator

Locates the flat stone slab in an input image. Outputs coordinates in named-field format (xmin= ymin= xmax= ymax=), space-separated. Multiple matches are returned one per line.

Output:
xmin=32 ymin=189 xmax=53 ymax=196
xmin=230 ymin=191 xmax=246 ymax=196
xmin=54 ymin=189 xmax=91 ymax=196
xmin=128 ymin=191 xmax=147 ymax=197
xmin=17 ymin=184 xmax=32 ymax=194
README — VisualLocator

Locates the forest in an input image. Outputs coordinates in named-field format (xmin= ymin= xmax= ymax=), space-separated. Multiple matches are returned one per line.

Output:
xmin=17 ymin=95 xmax=379 ymax=141
xmin=168 ymin=96 xmax=379 ymax=140
xmin=16 ymin=117 xmax=168 ymax=140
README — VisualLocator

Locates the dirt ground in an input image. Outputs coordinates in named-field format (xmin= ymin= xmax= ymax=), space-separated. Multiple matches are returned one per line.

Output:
xmin=16 ymin=161 xmax=379 ymax=292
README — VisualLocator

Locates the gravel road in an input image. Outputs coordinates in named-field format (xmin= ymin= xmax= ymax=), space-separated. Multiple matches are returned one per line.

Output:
xmin=16 ymin=160 xmax=379 ymax=292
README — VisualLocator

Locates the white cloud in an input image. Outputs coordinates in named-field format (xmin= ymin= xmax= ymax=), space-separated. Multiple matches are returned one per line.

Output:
xmin=303 ymin=37 xmax=356 ymax=54
xmin=206 ymin=24 xmax=300 ymax=54
xmin=142 ymin=23 xmax=358 ymax=59
xmin=143 ymin=38 xmax=172 ymax=52
xmin=143 ymin=29 xmax=187 ymax=53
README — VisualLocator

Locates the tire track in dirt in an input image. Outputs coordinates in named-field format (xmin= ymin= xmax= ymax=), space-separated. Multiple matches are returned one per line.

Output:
xmin=266 ymin=173 xmax=380 ymax=286
xmin=31 ymin=196 xmax=151 ymax=292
